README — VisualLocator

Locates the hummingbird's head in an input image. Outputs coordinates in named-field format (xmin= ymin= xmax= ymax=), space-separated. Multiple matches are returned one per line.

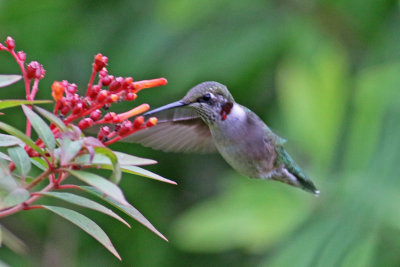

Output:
xmin=181 ymin=81 xmax=235 ymax=123
xmin=145 ymin=81 xmax=235 ymax=124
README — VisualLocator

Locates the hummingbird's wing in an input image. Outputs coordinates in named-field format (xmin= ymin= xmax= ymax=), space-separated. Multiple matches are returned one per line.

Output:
xmin=122 ymin=108 xmax=216 ymax=153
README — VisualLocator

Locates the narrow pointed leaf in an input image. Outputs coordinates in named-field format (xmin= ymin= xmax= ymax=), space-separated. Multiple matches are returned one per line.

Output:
xmin=0 ymin=75 xmax=21 ymax=87
xmin=74 ymin=152 xmax=156 ymax=166
xmin=0 ymin=122 xmax=43 ymax=156
xmin=73 ymin=154 xmax=175 ymax=184
xmin=2 ymin=188 xmax=30 ymax=208
xmin=0 ymin=159 xmax=18 ymax=196
xmin=80 ymin=185 xmax=168 ymax=241
xmin=0 ymin=133 xmax=23 ymax=147
xmin=0 ymin=152 xmax=11 ymax=161
xmin=66 ymin=170 xmax=128 ymax=206
xmin=39 ymin=192 xmax=130 ymax=228
xmin=0 ymin=100 xmax=52 ymax=110
xmin=114 ymin=151 xmax=157 ymax=166
xmin=119 ymin=165 xmax=177 ymax=185
xmin=42 ymin=205 xmax=121 ymax=260
xmin=30 ymin=157 xmax=48 ymax=171
xmin=22 ymin=105 xmax=56 ymax=152
xmin=0 ymin=225 xmax=27 ymax=255
xmin=7 ymin=145 xmax=31 ymax=178
xmin=34 ymin=106 xmax=67 ymax=132
xmin=93 ymin=147 xmax=121 ymax=184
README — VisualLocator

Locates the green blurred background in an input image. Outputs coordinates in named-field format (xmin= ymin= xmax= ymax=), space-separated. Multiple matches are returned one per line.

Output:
xmin=1 ymin=0 xmax=400 ymax=266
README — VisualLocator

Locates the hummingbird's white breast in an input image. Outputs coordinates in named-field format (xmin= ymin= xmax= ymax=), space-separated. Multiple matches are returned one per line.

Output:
xmin=209 ymin=103 xmax=275 ymax=177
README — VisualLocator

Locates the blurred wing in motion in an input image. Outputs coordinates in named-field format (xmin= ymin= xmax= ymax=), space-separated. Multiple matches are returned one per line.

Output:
xmin=122 ymin=107 xmax=216 ymax=153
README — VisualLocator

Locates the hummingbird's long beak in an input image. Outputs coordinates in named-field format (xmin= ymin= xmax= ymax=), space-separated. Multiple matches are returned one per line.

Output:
xmin=143 ymin=101 xmax=188 ymax=116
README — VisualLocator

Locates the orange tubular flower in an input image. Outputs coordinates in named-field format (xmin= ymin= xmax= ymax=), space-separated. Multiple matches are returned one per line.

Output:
xmin=132 ymin=78 xmax=167 ymax=91
xmin=51 ymin=81 xmax=65 ymax=101
xmin=117 ymin=104 xmax=150 ymax=121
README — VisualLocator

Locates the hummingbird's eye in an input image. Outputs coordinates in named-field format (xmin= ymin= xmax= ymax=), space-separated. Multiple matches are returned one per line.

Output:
xmin=201 ymin=93 xmax=211 ymax=102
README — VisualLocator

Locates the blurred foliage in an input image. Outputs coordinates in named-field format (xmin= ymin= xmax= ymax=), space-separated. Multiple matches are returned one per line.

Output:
xmin=0 ymin=0 xmax=399 ymax=266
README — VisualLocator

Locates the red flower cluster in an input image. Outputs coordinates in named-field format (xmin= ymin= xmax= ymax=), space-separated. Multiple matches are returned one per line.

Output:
xmin=1 ymin=36 xmax=166 ymax=148
xmin=50 ymin=53 xmax=166 ymax=145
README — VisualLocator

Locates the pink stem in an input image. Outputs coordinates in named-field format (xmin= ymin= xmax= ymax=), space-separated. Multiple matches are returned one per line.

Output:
xmin=30 ymin=78 xmax=40 ymax=100
xmin=0 ymin=171 xmax=69 ymax=218
xmin=9 ymin=49 xmax=31 ymax=98
xmin=86 ymin=67 xmax=97 ymax=97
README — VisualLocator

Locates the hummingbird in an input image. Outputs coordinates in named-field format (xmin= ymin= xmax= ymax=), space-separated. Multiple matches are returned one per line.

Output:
xmin=126 ymin=81 xmax=319 ymax=195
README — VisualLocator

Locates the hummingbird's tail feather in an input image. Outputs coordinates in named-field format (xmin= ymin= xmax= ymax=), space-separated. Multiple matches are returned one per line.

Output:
xmin=275 ymin=146 xmax=320 ymax=195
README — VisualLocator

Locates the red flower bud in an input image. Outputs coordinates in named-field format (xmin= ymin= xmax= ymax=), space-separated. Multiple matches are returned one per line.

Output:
xmin=124 ymin=92 xmax=137 ymax=101
xmin=82 ymin=97 xmax=91 ymax=109
xmin=96 ymin=90 xmax=109 ymax=103
xmin=133 ymin=116 xmax=145 ymax=129
xmin=67 ymin=83 xmax=77 ymax=94
xmin=90 ymin=109 xmax=102 ymax=121
xmin=26 ymin=61 xmax=44 ymax=79
xmin=17 ymin=51 xmax=26 ymax=62
xmin=112 ymin=115 xmax=121 ymax=123
xmin=78 ymin=118 xmax=94 ymax=130
xmin=72 ymin=102 xmax=83 ymax=115
xmin=101 ymin=75 xmax=112 ymax=86
xmin=107 ymin=94 xmax=119 ymax=103
xmin=118 ymin=120 xmax=133 ymax=136
xmin=93 ymin=53 xmax=108 ymax=72
xmin=6 ymin=37 xmax=15 ymax=50
xmin=146 ymin=117 xmax=158 ymax=127
xmin=104 ymin=112 xmax=117 ymax=122
xmin=99 ymin=69 xmax=108 ymax=77
xmin=69 ymin=94 xmax=81 ymax=106
xmin=109 ymin=77 xmax=123 ymax=92
xmin=97 ymin=126 xmax=111 ymax=141
xmin=89 ymin=85 xmax=101 ymax=99
xmin=60 ymin=106 xmax=70 ymax=115
xmin=123 ymin=77 xmax=133 ymax=89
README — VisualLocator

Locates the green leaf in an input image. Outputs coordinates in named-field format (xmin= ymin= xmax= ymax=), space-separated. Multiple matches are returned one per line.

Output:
xmin=74 ymin=154 xmax=176 ymax=184
xmin=59 ymin=139 xmax=83 ymax=166
xmin=0 ymin=152 xmax=11 ymax=161
xmin=0 ymin=121 xmax=44 ymax=156
xmin=114 ymin=151 xmax=157 ymax=166
xmin=0 ymin=159 xmax=28 ymax=209
xmin=0 ymin=74 xmax=21 ymax=87
xmin=42 ymin=205 xmax=121 ymax=260
xmin=7 ymin=145 xmax=31 ymax=178
xmin=66 ymin=170 xmax=128 ymax=206
xmin=120 ymin=165 xmax=177 ymax=185
xmin=93 ymin=147 xmax=121 ymax=184
xmin=34 ymin=106 xmax=67 ymax=132
xmin=74 ymin=152 xmax=156 ymax=166
xmin=22 ymin=105 xmax=56 ymax=152
xmin=0 ymin=133 xmax=24 ymax=147
xmin=39 ymin=192 xmax=130 ymax=228
xmin=30 ymin=157 xmax=48 ymax=171
xmin=0 ymin=159 xmax=18 ymax=197
xmin=2 ymin=188 xmax=30 ymax=209
xmin=80 ymin=186 xmax=167 ymax=241
xmin=0 ymin=225 xmax=27 ymax=255
xmin=0 ymin=100 xmax=52 ymax=110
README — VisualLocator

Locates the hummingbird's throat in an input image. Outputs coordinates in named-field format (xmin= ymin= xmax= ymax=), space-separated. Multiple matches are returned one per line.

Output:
xmin=220 ymin=101 xmax=233 ymax=121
